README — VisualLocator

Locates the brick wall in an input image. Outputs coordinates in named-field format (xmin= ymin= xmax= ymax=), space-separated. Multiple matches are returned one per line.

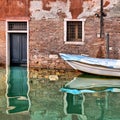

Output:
xmin=104 ymin=17 xmax=120 ymax=59
xmin=0 ymin=21 xmax=6 ymax=66
xmin=29 ymin=15 xmax=120 ymax=69
xmin=29 ymin=17 xmax=104 ymax=69
xmin=29 ymin=19 xmax=71 ymax=69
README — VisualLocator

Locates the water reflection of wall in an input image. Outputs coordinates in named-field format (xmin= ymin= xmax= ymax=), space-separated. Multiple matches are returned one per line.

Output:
xmin=29 ymin=68 xmax=82 ymax=119
xmin=29 ymin=77 xmax=66 ymax=120
xmin=0 ymin=67 xmax=6 ymax=113
xmin=85 ymin=92 xmax=120 ymax=119
xmin=29 ymin=68 xmax=120 ymax=119
xmin=64 ymin=92 xmax=120 ymax=120
xmin=29 ymin=68 xmax=81 ymax=81
xmin=6 ymin=67 xmax=30 ymax=115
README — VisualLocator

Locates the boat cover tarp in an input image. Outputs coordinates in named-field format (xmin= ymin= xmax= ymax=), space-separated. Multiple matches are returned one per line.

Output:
xmin=60 ymin=87 xmax=120 ymax=95
xmin=59 ymin=53 xmax=120 ymax=69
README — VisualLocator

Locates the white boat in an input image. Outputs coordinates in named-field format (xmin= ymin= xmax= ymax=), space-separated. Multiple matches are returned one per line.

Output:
xmin=59 ymin=53 xmax=120 ymax=77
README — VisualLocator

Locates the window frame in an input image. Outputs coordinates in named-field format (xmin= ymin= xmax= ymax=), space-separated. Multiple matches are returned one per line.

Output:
xmin=64 ymin=19 xmax=86 ymax=45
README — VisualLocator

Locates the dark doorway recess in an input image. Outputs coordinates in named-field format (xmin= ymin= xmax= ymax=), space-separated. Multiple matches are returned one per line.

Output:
xmin=10 ymin=33 xmax=27 ymax=66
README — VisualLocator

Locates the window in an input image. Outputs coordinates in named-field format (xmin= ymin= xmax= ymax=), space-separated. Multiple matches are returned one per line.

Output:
xmin=64 ymin=19 xmax=85 ymax=44
xmin=8 ymin=22 xmax=27 ymax=31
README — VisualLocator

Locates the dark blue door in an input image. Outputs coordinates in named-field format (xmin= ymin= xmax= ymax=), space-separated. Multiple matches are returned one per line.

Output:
xmin=10 ymin=33 xmax=27 ymax=66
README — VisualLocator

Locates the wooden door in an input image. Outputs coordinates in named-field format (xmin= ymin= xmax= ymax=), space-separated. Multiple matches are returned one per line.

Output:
xmin=10 ymin=33 xmax=27 ymax=66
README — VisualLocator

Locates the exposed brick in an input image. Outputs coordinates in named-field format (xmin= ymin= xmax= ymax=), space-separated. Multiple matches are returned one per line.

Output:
xmin=0 ymin=21 xmax=6 ymax=66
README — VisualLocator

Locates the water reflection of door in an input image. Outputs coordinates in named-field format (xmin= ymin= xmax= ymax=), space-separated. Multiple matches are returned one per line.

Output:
xmin=64 ymin=93 xmax=85 ymax=114
xmin=6 ymin=67 xmax=30 ymax=114
xmin=10 ymin=33 xmax=27 ymax=66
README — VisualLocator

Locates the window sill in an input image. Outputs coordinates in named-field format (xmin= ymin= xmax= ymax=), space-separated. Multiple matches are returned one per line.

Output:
xmin=64 ymin=41 xmax=85 ymax=45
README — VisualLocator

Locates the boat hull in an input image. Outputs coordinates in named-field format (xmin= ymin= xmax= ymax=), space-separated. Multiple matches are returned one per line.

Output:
xmin=59 ymin=53 xmax=120 ymax=77
xmin=66 ymin=60 xmax=120 ymax=77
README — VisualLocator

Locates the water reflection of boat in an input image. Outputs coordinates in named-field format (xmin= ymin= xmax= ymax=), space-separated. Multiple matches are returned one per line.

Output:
xmin=59 ymin=53 xmax=120 ymax=77
xmin=6 ymin=67 xmax=30 ymax=114
xmin=65 ymin=74 xmax=120 ymax=90
xmin=60 ymin=75 xmax=120 ymax=94
xmin=61 ymin=74 xmax=120 ymax=119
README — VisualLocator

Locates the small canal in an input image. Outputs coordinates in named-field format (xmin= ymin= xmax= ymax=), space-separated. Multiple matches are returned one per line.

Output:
xmin=0 ymin=66 xmax=120 ymax=120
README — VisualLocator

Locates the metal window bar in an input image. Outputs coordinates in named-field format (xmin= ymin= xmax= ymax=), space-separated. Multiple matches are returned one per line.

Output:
xmin=67 ymin=21 xmax=82 ymax=41
xmin=8 ymin=22 xmax=27 ymax=31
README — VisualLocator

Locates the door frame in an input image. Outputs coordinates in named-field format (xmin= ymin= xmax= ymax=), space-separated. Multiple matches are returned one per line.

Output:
xmin=6 ymin=20 xmax=29 ymax=67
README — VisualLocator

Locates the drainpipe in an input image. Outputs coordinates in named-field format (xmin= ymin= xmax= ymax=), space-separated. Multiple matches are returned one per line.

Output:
xmin=100 ymin=0 xmax=104 ymax=38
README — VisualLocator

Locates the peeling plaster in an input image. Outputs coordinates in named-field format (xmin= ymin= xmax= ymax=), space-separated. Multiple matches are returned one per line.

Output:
xmin=78 ymin=0 xmax=119 ymax=18
xmin=30 ymin=0 xmax=120 ymax=20
xmin=30 ymin=0 xmax=71 ymax=20
xmin=70 ymin=0 xmax=83 ymax=19
xmin=42 ymin=0 xmax=67 ymax=10
xmin=17 ymin=1 xmax=24 ymax=8
xmin=108 ymin=1 xmax=120 ymax=17
xmin=0 ymin=0 xmax=119 ymax=20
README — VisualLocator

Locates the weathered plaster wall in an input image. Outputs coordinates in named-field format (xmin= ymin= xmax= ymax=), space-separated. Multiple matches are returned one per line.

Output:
xmin=81 ymin=0 xmax=120 ymax=18
xmin=0 ymin=0 xmax=29 ymax=19
xmin=30 ymin=0 xmax=119 ymax=20
xmin=108 ymin=1 xmax=120 ymax=17
xmin=30 ymin=0 xmax=70 ymax=19
xmin=1 ymin=0 xmax=118 ymax=20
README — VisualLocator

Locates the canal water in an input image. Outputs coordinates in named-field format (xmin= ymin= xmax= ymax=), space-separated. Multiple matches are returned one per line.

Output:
xmin=0 ymin=66 xmax=120 ymax=120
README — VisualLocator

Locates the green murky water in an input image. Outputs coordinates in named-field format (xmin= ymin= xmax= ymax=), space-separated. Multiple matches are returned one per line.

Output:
xmin=0 ymin=66 xmax=120 ymax=120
